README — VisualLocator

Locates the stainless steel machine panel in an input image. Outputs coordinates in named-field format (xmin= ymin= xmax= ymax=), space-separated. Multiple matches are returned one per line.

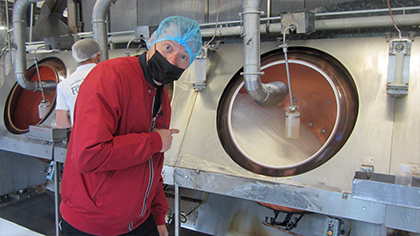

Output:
xmin=0 ymin=49 xmax=131 ymax=159
xmin=166 ymin=37 xmax=419 ymax=194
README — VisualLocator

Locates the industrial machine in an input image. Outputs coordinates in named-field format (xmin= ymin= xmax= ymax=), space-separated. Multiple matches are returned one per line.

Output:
xmin=0 ymin=0 xmax=419 ymax=236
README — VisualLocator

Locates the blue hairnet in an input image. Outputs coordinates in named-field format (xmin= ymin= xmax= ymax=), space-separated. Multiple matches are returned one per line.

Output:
xmin=147 ymin=16 xmax=202 ymax=65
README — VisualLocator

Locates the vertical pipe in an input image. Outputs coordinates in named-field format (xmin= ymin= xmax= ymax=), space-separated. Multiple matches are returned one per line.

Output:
xmin=53 ymin=158 xmax=60 ymax=236
xmin=5 ymin=0 xmax=12 ymax=67
xmin=67 ymin=0 xmax=78 ymax=34
xmin=175 ymin=184 xmax=180 ymax=236
xmin=242 ymin=0 xmax=264 ymax=101
xmin=13 ymin=0 xmax=44 ymax=91
xmin=242 ymin=0 xmax=288 ymax=106
xmin=205 ymin=0 xmax=209 ymax=23
xmin=29 ymin=3 xmax=33 ymax=42
xmin=92 ymin=0 xmax=118 ymax=61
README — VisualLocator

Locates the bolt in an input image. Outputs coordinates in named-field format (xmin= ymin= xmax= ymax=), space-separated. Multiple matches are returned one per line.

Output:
xmin=395 ymin=43 xmax=405 ymax=52
xmin=289 ymin=106 xmax=296 ymax=112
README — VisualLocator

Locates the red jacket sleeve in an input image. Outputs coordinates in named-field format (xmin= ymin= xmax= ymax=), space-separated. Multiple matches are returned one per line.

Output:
xmin=69 ymin=62 xmax=163 ymax=173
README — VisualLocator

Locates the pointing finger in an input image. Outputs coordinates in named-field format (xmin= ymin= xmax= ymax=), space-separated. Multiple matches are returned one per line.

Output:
xmin=170 ymin=129 xmax=180 ymax=134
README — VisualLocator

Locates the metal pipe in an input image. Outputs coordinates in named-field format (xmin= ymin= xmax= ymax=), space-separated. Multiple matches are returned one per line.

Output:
xmin=200 ymin=16 xmax=282 ymax=27
xmin=175 ymin=184 xmax=180 ymax=236
xmin=29 ymin=3 xmax=33 ymax=42
xmin=199 ymin=5 xmax=420 ymax=27
xmin=53 ymin=160 xmax=60 ymax=236
xmin=315 ymin=13 xmax=420 ymax=30
xmin=92 ymin=0 xmax=118 ymax=61
xmin=242 ymin=0 xmax=288 ymax=106
xmin=204 ymin=0 xmax=209 ymax=23
xmin=201 ymin=13 xmax=420 ymax=38
xmin=242 ymin=0 xmax=263 ymax=101
xmin=201 ymin=23 xmax=282 ymax=38
xmin=281 ymin=26 xmax=296 ymax=108
xmin=5 ymin=0 xmax=12 ymax=67
xmin=12 ymin=0 xmax=44 ymax=91
xmin=316 ymin=6 xmax=420 ymax=17
xmin=125 ymin=37 xmax=141 ymax=57
xmin=21 ymin=7 xmax=420 ymax=58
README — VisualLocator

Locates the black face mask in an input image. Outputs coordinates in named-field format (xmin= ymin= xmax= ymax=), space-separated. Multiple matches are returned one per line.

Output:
xmin=147 ymin=49 xmax=185 ymax=85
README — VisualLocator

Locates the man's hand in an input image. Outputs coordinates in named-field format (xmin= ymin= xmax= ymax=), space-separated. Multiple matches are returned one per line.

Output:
xmin=157 ymin=224 xmax=169 ymax=236
xmin=55 ymin=110 xmax=72 ymax=128
xmin=155 ymin=128 xmax=180 ymax=153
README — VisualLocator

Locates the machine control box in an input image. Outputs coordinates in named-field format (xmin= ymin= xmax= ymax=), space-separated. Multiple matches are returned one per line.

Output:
xmin=281 ymin=11 xmax=315 ymax=34
xmin=28 ymin=125 xmax=68 ymax=141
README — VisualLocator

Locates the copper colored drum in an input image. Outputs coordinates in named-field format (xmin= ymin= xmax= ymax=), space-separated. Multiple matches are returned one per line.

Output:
xmin=5 ymin=58 xmax=66 ymax=134
xmin=217 ymin=47 xmax=358 ymax=177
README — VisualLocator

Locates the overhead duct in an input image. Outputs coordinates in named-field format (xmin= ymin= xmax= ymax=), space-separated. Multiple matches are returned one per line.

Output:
xmin=30 ymin=0 xmax=69 ymax=41
xmin=242 ymin=0 xmax=288 ymax=107
xmin=92 ymin=0 xmax=118 ymax=61
xmin=13 ymin=0 xmax=56 ymax=91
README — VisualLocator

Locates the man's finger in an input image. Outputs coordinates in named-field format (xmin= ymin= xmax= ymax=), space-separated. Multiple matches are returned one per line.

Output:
xmin=170 ymin=129 xmax=180 ymax=134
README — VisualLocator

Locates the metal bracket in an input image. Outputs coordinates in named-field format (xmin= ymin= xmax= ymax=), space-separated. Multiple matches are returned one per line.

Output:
xmin=408 ymin=31 xmax=416 ymax=41
xmin=386 ymin=39 xmax=412 ymax=98
xmin=324 ymin=217 xmax=341 ymax=236
xmin=263 ymin=210 xmax=304 ymax=230
xmin=189 ymin=48 xmax=208 ymax=92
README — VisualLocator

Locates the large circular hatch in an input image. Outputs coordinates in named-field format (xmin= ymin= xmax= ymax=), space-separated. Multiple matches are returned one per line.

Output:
xmin=4 ymin=58 xmax=66 ymax=134
xmin=217 ymin=47 xmax=358 ymax=177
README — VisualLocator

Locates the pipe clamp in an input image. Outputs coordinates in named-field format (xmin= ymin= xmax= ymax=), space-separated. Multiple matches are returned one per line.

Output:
xmin=240 ymin=71 xmax=265 ymax=76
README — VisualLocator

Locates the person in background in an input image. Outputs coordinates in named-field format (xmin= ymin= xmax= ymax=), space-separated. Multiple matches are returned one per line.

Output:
xmin=60 ymin=16 xmax=202 ymax=236
xmin=55 ymin=38 xmax=101 ymax=128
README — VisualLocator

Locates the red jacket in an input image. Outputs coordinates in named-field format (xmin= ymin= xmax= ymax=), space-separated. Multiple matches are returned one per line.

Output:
xmin=60 ymin=56 xmax=170 ymax=235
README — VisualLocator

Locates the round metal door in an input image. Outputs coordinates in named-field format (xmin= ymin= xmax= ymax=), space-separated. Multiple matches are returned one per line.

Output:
xmin=217 ymin=47 xmax=359 ymax=177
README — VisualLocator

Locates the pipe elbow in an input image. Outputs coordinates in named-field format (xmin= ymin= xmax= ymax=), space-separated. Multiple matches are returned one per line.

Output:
xmin=256 ymin=82 xmax=289 ymax=107
xmin=92 ymin=0 xmax=117 ymax=61
xmin=92 ymin=0 xmax=117 ymax=20
xmin=13 ymin=0 xmax=44 ymax=91
xmin=15 ymin=73 xmax=37 ymax=91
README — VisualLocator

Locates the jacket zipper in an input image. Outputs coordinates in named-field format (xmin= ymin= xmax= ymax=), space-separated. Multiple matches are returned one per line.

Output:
xmin=129 ymin=88 xmax=161 ymax=232
xmin=129 ymin=159 xmax=154 ymax=231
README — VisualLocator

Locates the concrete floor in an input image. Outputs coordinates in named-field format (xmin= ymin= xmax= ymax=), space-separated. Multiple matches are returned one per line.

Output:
xmin=0 ymin=190 xmax=56 ymax=235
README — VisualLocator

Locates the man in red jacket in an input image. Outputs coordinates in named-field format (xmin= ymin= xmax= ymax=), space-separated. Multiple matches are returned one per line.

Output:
xmin=60 ymin=16 xmax=202 ymax=236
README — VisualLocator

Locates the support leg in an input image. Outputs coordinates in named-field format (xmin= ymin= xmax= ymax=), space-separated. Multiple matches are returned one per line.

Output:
xmin=174 ymin=184 xmax=180 ymax=236
xmin=54 ymin=160 xmax=61 ymax=236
